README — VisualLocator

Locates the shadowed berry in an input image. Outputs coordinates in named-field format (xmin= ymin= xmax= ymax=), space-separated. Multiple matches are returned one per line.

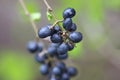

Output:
xmin=63 ymin=18 xmax=73 ymax=31
xmin=57 ymin=53 xmax=68 ymax=60
xmin=50 ymin=34 xmax=63 ymax=43
xmin=61 ymin=73 xmax=70 ymax=80
xmin=47 ymin=46 xmax=57 ymax=56
xmin=63 ymin=8 xmax=76 ymax=19
xmin=69 ymin=23 xmax=77 ymax=32
xmin=57 ymin=43 xmax=68 ymax=55
xmin=66 ymin=42 xmax=74 ymax=51
xmin=67 ymin=67 xmax=77 ymax=77
xmin=40 ymin=64 xmax=49 ymax=75
xmin=69 ymin=32 xmax=82 ymax=43
xmin=56 ymin=62 xmax=66 ymax=71
xmin=52 ymin=66 xmax=62 ymax=76
xmin=35 ymin=54 xmax=47 ymax=63
xmin=38 ymin=25 xmax=52 ymax=38
xmin=27 ymin=41 xmax=38 ymax=53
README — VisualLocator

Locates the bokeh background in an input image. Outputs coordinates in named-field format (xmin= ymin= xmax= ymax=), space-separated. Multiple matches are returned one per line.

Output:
xmin=0 ymin=0 xmax=120 ymax=80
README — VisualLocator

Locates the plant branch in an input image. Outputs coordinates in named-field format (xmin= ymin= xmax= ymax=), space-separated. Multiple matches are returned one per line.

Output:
xmin=43 ymin=0 xmax=52 ymax=11
xmin=50 ymin=20 xmax=63 ymax=29
xmin=19 ymin=0 xmax=39 ymax=40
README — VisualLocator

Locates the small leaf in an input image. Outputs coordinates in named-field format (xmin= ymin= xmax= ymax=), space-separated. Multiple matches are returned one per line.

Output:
xmin=46 ymin=11 xmax=53 ymax=21
xmin=30 ymin=12 xmax=41 ymax=21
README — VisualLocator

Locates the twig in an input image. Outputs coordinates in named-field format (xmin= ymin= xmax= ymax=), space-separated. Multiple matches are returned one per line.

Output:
xmin=50 ymin=20 xmax=63 ymax=29
xmin=43 ymin=0 xmax=52 ymax=11
xmin=19 ymin=0 xmax=39 ymax=40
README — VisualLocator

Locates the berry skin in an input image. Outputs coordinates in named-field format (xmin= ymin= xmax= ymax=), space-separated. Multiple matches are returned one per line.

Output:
xmin=63 ymin=18 xmax=73 ymax=31
xmin=40 ymin=64 xmax=49 ymax=75
xmin=52 ymin=66 xmax=62 ymax=76
xmin=69 ymin=32 xmax=82 ymax=43
xmin=63 ymin=8 xmax=76 ymax=19
xmin=37 ymin=42 xmax=43 ymax=52
xmin=61 ymin=73 xmax=70 ymax=80
xmin=53 ymin=26 xmax=61 ymax=33
xmin=57 ymin=53 xmax=68 ymax=60
xmin=27 ymin=41 xmax=38 ymax=53
xmin=66 ymin=42 xmax=74 ymax=51
xmin=67 ymin=67 xmax=77 ymax=77
xmin=57 ymin=43 xmax=68 ymax=55
xmin=50 ymin=76 xmax=60 ymax=80
xmin=47 ymin=46 xmax=57 ymax=56
xmin=50 ymin=43 xmax=61 ymax=48
xmin=56 ymin=62 xmax=66 ymax=71
xmin=38 ymin=25 xmax=52 ymax=38
xmin=50 ymin=33 xmax=63 ymax=43
xmin=35 ymin=54 xmax=47 ymax=63
xmin=69 ymin=23 xmax=77 ymax=32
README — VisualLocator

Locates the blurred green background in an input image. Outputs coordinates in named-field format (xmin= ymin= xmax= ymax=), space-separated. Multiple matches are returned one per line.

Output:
xmin=0 ymin=0 xmax=120 ymax=80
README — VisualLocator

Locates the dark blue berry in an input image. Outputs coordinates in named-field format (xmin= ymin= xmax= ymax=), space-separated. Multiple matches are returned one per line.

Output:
xmin=27 ymin=41 xmax=38 ymax=53
xmin=69 ymin=23 xmax=77 ymax=32
xmin=38 ymin=25 xmax=52 ymax=38
xmin=67 ymin=67 xmax=77 ymax=77
xmin=40 ymin=64 xmax=49 ymax=75
xmin=37 ymin=42 xmax=43 ymax=52
xmin=63 ymin=18 xmax=73 ymax=31
xmin=63 ymin=8 xmax=76 ymax=19
xmin=50 ymin=76 xmax=60 ymax=80
xmin=56 ymin=62 xmax=66 ymax=71
xmin=66 ymin=42 xmax=74 ymax=51
xmin=57 ymin=43 xmax=68 ymax=55
xmin=50 ymin=34 xmax=63 ymax=43
xmin=35 ymin=54 xmax=47 ymax=63
xmin=61 ymin=73 xmax=70 ymax=80
xmin=47 ymin=46 xmax=57 ymax=56
xmin=50 ymin=43 xmax=61 ymax=48
xmin=69 ymin=32 xmax=82 ymax=43
xmin=57 ymin=53 xmax=68 ymax=60
xmin=52 ymin=66 xmax=62 ymax=76
xmin=53 ymin=26 xmax=61 ymax=33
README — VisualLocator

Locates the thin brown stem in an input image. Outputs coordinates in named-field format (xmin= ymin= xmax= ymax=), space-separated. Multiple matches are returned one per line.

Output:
xmin=50 ymin=20 xmax=63 ymax=29
xmin=19 ymin=0 xmax=39 ymax=40
xmin=43 ymin=0 xmax=52 ymax=11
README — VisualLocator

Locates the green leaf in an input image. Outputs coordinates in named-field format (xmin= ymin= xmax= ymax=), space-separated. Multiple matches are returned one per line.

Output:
xmin=46 ymin=11 xmax=53 ymax=21
xmin=30 ymin=12 xmax=41 ymax=21
xmin=69 ymin=42 xmax=83 ymax=58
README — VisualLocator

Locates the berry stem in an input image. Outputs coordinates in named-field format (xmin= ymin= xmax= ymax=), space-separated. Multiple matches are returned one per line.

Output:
xmin=43 ymin=0 xmax=63 ymax=29
xmin=19 ymin=0 xmax=39 ymax=41
xmin=43 ymin=0 xmax=53 ymax=12
xmin=50 ymin=20 xmax=63 ymax=29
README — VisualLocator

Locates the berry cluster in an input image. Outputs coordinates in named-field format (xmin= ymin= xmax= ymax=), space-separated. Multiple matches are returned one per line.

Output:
xmin=27 ymin=8 xmax=83 ymax=80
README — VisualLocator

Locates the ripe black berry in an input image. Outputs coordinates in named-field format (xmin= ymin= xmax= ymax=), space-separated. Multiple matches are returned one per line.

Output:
xmin=50 ymin=33 xmax=63 ymax=43
xmin=53 ymin=26 xmax=61 ymax=33
xmin=40 ymin=64 xmax=49 ymax=75
xmin=38 ymin=25 xmax=52 ymax=38
xmin=63 ymin=8 xmax=76 ymax=19
xmin=57 ymin=53 xmax=68 ymax=60
xmin=66 ymin=42 xmax=74 ymax=51
xmin=35 ymin=54 xmax=47 ymax=63
xmin=61 ymin=73 xmax=70 ymax=80
xmin=69 ymin=32 xmax=82 ymax=43
xmin=52 ymin=66 xmax=62 ymax=76
xmin=57 ymin=43 xmax=68 ymax=55
xmin=27 ymin=41 xmax=38 ymax=53
xmin=47 ymin=46 xmax=57 ymax=56
xmin=69 ymin=23 xmax=77 ymax=32
xmin=56 ymin=62 xmax=66 ymax=71
xmin=67 ymin=67 xmax=77 ymax=77
xmin=63 ymin=18 xmax=73 ymax=31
